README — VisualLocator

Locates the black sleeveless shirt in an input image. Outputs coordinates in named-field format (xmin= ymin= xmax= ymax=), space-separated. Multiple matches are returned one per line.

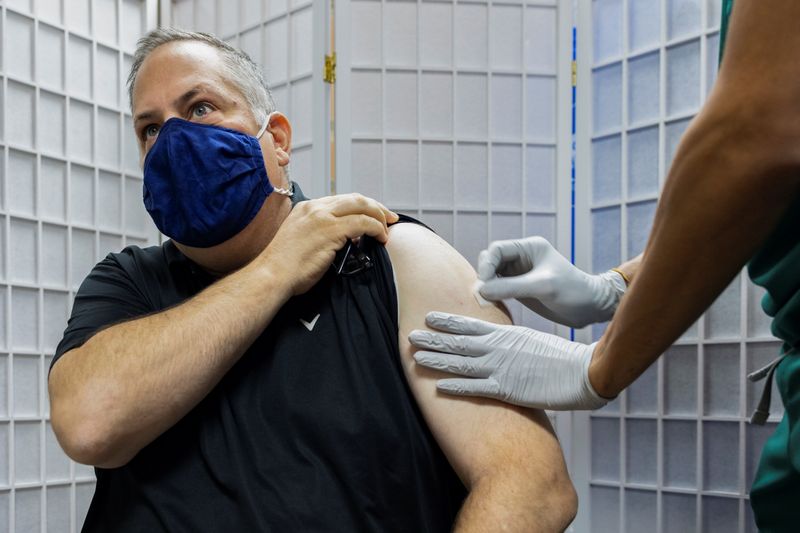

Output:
xmin=52 ymin=190 xmax=466 ymax=532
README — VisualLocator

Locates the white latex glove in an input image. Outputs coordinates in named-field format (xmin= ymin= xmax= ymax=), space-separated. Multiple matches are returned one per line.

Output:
xmin=477 ymin=236 xmax=627 ymax=328
xmin=409 ymin=311 xmax=609 ymax=411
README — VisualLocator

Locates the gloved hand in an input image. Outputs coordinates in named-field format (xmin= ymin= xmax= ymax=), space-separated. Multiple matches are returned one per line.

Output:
xmin=410 ymin=311 xmax=610 ymax=410
xmin=477 ymin=236 xmax=627 ymax=328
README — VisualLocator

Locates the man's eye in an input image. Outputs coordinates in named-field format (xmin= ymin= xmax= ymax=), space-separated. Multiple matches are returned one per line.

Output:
xmin=192 ymin=103 xmax=212 ymax=118
xmin=144 ymin=124 xmax=159 ymax=139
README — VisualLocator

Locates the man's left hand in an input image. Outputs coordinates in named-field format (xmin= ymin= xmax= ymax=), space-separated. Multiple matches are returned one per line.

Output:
xmin=409 ymin=311 xmax=610 ymax=411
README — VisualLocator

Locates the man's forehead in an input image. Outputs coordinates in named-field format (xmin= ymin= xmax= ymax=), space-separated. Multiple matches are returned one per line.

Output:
xmin=132 ymin=41 xmax=231 ymax=109
xmin=146 ymin=39 xmax=223 ymax=67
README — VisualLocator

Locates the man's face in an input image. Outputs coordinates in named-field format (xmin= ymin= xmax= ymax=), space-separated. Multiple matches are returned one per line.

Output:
xmin=131 ymin=40 xmax=290 ymax=172
xmin=130 ymin=40 xmax=293 ymax=273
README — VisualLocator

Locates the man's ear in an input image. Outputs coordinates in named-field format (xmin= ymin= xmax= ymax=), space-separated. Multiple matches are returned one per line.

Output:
xmin=268 ymin=113 xmax=292 ymax=167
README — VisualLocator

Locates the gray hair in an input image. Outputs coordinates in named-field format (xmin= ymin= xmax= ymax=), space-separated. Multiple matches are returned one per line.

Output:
xmin=126 ymin=28 xmax=275 ymax=126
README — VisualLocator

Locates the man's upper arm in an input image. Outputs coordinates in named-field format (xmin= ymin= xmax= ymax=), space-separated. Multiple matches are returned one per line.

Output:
xmin=385 ymin=222 xmax=570 ymax=490
xmin=51 ymin=254 xmax=152 ymax=373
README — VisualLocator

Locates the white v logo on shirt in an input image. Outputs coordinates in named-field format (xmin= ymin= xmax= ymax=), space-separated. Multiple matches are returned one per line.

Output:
xmin=299 ymin=313 xmax=321 ymax=331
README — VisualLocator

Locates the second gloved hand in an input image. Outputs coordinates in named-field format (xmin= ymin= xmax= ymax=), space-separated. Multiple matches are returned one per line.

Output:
xmin=478 ymin=236 xmax=627 ymax=328
xmin=410 ymin=311 xmax=610 ymax=411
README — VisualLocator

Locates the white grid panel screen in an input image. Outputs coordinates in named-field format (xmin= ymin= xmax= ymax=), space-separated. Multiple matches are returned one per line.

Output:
xmin=583 ymin=1 xmax=780 ymax=532
xmin=171 ymin=0 xmax=326 ymax=198
xmin=341 ymin=0 xmax=565 ymax=332
xmin=0 ymin=0 xmax=157 ymax=531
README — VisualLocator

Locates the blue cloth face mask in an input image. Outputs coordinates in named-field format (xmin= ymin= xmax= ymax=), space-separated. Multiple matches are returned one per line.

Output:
xmin=143 ymin=113 xmax=290 ymax=248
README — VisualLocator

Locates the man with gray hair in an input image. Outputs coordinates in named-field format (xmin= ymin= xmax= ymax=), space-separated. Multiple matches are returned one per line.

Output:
xmin=48 ymin=28 xmax=577 ymax=532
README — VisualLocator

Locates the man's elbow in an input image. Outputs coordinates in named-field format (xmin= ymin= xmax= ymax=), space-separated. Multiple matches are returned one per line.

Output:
xmin=57 ymin=429 xmax=120 ymax=468
xmin=527 ymin=467 xmax=578 ymax=532
xmin=49 ymin=365 xmax=134 ymax=468
xmin=50 ymin=406 xmax=132 ymax=468
xmin=548 ymin=476 xmax=578 ymax=532
xmin=471 ymin=463 xmax=578 ymax=532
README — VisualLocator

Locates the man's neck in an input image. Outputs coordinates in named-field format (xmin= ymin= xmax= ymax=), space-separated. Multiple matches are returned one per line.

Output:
xmin=175 ymin=188 xmax=296 ymax=276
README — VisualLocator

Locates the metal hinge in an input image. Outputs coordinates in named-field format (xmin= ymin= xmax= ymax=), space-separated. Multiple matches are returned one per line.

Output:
xmin=324 ymin=53 xmax=336 ymax=84
xmin=571 ymin=60 xmax=577 ymax=87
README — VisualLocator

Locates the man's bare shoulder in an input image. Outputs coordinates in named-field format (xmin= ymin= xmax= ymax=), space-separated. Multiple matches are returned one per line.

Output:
xmin=385 ymin=221 xmax=510 ymax=325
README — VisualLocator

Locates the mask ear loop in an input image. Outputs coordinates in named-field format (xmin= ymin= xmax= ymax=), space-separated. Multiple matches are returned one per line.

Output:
xmin=256 ymin=112 xmax=273 ymax=139
xmin=256 ymin=111 xmax=293 ymax=197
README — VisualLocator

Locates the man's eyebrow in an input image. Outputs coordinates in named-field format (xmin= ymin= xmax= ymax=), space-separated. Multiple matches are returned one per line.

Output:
xmin=174 ymin=86 xmax=205 ymax=109
xmin=133 ymin=110 xmax=157 ymax=126
xmin=133 ymin=86 xmax=220 ymax=126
